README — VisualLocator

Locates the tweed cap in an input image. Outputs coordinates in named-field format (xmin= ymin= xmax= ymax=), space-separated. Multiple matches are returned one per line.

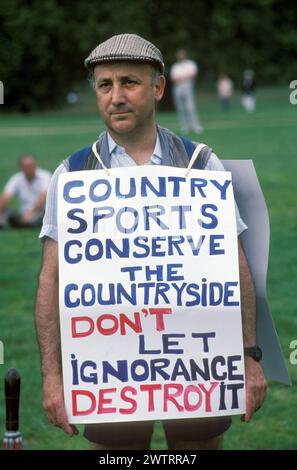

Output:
xmin=85 ymin=33 xmax=164 ymax=73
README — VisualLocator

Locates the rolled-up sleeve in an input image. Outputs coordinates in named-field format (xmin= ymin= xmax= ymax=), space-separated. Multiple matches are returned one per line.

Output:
xmin=39 ymin=163 xmax=67 ymax=242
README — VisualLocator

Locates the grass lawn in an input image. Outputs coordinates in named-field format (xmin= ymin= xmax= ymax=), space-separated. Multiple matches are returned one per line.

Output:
xmin=0 ymin=85 xmax=297 ymax=449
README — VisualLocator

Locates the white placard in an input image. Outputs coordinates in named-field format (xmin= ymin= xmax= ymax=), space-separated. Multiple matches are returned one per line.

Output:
xmin=58 ymin=165 xmax=245 ymax=424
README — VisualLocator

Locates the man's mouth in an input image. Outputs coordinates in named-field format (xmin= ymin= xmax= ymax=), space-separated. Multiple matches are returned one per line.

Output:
xmin=110 ymin=110 xmax=132 ymax=115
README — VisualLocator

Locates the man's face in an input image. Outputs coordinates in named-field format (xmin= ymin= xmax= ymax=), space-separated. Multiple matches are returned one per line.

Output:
xmin=20 ymin=156 xmax=37 ymax=181
xmin=93 ymin=62 xmax=165 ymax=137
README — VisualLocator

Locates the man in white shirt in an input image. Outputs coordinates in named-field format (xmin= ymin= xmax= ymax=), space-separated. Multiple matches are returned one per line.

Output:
xmin=0 ymin=155 xmax=51 ymax=228
xmin=170 ymin=49 xmax=203 ymax=133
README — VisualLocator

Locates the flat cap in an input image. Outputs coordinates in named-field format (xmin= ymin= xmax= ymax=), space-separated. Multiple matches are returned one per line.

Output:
xmin=85 ymin=33 xmax=164 ymax=73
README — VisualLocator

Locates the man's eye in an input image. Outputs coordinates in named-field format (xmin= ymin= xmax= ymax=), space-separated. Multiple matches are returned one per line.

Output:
xmin=98 ymin=83 xmax=111 ymax=90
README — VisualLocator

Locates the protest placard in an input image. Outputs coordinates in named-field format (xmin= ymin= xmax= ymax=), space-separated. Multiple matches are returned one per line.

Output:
xmin=58 ymin=165 xmax=245 ymax=423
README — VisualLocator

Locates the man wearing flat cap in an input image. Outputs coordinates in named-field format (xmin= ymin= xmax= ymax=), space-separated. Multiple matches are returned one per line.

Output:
xmin=35 ymin=34 xmax=266 ymax=450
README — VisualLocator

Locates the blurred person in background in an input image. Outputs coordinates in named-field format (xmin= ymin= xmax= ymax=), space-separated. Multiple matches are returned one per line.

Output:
xmin=217 ymin=73 xmax=234 ymax=111
xmin=241 ymin=69 xmax=256 ymax=112
xmin=170 ymin=48 xmax=203 ymax=133
xmin=0 ymin=155 xmax=51 ymax=228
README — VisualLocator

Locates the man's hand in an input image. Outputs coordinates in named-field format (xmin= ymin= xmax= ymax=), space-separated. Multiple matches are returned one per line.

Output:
xmin=22 ymin=209 xmax=35 ymax=222
xmin=242 ymin=357 xmax=267 ymax=422
xmin=43 ymin=373 xmax=78 ymax=437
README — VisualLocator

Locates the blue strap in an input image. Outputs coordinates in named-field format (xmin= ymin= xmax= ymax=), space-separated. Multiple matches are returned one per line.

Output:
xmin=68 ymin=145 xmax=92 ymax=172
xmin=68 ymin=138 xmax=202 ymax=171
xmin=180 ymin=136 xmax=203 ymax=169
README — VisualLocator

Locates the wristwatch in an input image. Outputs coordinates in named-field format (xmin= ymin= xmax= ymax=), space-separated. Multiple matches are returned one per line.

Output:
xmin=244 ymin=345 xmax=263 ymax=362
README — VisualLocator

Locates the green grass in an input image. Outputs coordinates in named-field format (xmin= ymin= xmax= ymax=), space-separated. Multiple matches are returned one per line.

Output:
xmin=0 ymin=86 xmax=297 ymax=449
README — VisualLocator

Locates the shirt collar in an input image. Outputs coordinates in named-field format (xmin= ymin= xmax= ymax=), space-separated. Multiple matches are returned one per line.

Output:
xmin=107 ymin=132 xmax=163 ymax=162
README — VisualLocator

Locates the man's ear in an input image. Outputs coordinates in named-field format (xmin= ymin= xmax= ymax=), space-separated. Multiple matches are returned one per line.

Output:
xmin=155 ymin=75 xmax=166 ymax=102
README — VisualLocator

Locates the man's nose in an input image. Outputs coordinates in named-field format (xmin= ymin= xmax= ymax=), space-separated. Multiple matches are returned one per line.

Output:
xmin=111 ymin=84 xmax=126 ymax=105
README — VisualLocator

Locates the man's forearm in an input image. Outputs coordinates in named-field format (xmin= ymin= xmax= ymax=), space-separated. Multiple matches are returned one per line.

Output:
xmin=33 ymin=190 xmax=47 ymax=212
xmin=35 ymin=275 xmax=61 ymax=376
xmin=238 ymin=240 xmax=257 ymax=346
xmin=35 ymin=240 xmax=61 ymax=377
xmin=0 ymin=193 xmax=12 ymax=213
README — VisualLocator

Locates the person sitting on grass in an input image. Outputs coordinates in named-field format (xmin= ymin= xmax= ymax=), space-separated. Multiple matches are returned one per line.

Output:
xmin=0 ymin=154 xmax=51 ymax=228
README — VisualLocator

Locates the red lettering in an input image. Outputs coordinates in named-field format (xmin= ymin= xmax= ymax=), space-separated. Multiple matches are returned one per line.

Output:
xmin=119 ymin=386 xmax=137 ymax=414
xmin=183 ymin=385 xmax=202 ymax=411
xmin=148 ymin=308 xmax=172 ymax=331
xmin=163 ymin=383 xmax=184 ymax=412
xmin=198 ymin=382 xmax=219 ymax=412
xmin=71 ymin=317 xmax=94 ymax=338
xmin=140 ymin=384 xmax=162 ymax=412
xmin=97 ymin=314 xmax=118 ymax=335
xmin=72 ymin=390 xmax=96 ymax=416
xmin=119 ymin=312 xmax=142 ymax=335
xmin=97 ymin=388 xmax=117 ymax=414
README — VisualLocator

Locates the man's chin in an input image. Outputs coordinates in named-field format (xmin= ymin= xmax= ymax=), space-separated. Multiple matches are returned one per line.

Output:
xmin=108 ymin=122 xmax=135 ymax=135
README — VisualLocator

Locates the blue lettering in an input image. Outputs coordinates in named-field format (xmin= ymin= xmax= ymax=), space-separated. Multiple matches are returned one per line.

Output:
xmin=63 ymin=180 xmax=85 ymax=204
xmin=67 ymin=209 xmax=87 ymax=234
xmin=64 ymin=240 xmax=82 ymax=264
xmin=131 ymin=359 xmax=149 ymax=381
xmin=102 ymin=360 xmax=128 ymax=383
xmin=209 ymin=282 xmax=223 ymax=305
xmin=171 ymin=358 xmax=191 ymax=381
xmin=171 ymin=205 xmax=191 ymax=229
xmin=185 ymin=283 xmax=200 ymax=306
xmin=171 ymin=282 xmax=187 ymax=305
xmin=133 ymin=236 xmax=150 ymax=258
xmin=192 ymin=332 xmax=216 ymax=352
xmin=151 ymin=237 xmax=166 ymax=256
xmin=93 ymin=207 xmax=114 ymax=232
xmin=190 ymin=178 xmax=207 ymax=197
xmin=85 ymin=239 xmax=103 ymax=261
xmin=198 ymin=204 xmax=218 ymax=229
xmin=115 ymin=177 xmax=136 ymax=199
xmin=71 ymin=353 xmax=79 ymax=385
xmin=163 ymin=334 xmax=185 ymax=354
xmin=89 ymin=179 xmax=111 ymax=202
xmin=143 ymin=205 xmax=169 ymax=230
xmin=141 ymin=177 xmax=166 ymax=197
xmin=228 ymin=355 xmax=244 ymax=381
xmin=210 ymin=179 xmax=231 ymax=200
xmin=145 ymin=265 xmax=163 ymax=281
xmin=81 ymin=284 xmax=95 ymax=306
xmin=139 ymin=335 xmax=161 ymax=354
xmin=167 ymin=263 xmax=184 ymax=281
xmin=121 ymin=266 xmax=142 ymax=281
xmin=224 ymin=282 xmax=240 ymax=306
xmin=210 ymin=234 xmax=225 ymax=255
xmin=80 ymin=360 xmax=98 ymax=384
xmin=186 ymin=235 xmax=205 ymax=256
xmin=64 ymin=283 xmax=79 ymax=307
xmin=106 ymin=238 xmax=130 ymax=258
xmin=211 ymin=356 xmax=227 ymax=380
xmin=167 ymin=176 xmax=186 ymax=196
xmin=116 ymin=207 xmax=139 ymax=234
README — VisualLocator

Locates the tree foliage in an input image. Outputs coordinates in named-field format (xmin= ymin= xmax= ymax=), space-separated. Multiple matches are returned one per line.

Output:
xmin=0 ymin=0 xmax=296 ymax=110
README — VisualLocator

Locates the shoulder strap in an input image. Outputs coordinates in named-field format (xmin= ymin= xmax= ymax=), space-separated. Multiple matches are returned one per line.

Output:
xmin=68 ymin=145 xmax=93 ymax=172
xmin=68 ymin=137 xmax=212 ymax=171
xmin=180 ymin=136 xmax=212 ymax=169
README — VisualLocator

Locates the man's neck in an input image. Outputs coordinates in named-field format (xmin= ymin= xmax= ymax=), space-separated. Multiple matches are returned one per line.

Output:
xmin=109 ymin=124 xmax=158 ymax=165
